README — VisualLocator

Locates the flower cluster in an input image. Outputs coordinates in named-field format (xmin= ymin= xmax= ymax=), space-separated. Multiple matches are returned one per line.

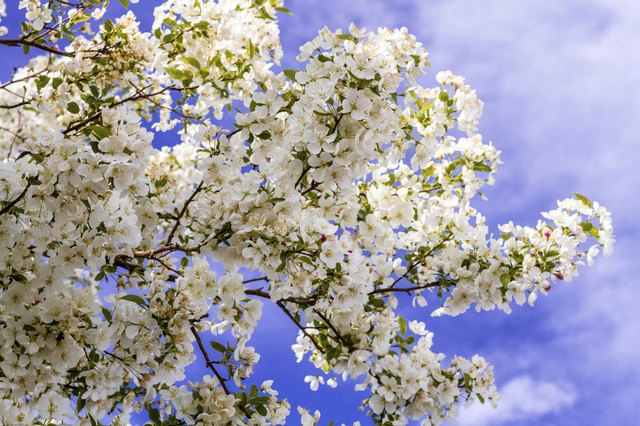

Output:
xmin=0 ymin=1 xmax=613 ymax=425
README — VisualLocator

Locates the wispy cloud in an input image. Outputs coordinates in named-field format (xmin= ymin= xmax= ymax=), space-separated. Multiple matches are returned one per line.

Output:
xmin=455 ymin=375 xmax=577 ymax=426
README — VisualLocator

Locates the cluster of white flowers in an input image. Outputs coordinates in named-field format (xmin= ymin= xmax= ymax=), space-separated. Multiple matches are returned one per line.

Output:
xmin=0 ymin=0 xmax=6 ymax=36
xmin=0 ymin=1 xmax=613 ymax=425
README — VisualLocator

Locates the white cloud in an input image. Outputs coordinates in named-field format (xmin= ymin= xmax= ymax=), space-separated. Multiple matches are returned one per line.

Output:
xmin=414 ymin=0 xmax=640 ymax=218
xmin=455 ymin=375 xmax=577 ymax=426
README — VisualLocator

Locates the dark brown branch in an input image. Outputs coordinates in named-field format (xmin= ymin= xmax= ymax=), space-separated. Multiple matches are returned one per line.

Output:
xmin=244 ymin=288 xmax=317 ymax=306
xmin=63 ymin=85 xmax=175 ymax=135
xmin=369 ymin=281 xmax=440 ymax=295
xmin=276 ymin=301 xmax=323 ymax=353
xmin=0 ymin=183 xmax=30 ymax=216
xmin=0 ymin=38 xmax=72 ymax=57
xmin=294 ymin=165 xmax=311 ymax=188
xmin=387 ymin=232 xmax=453 ymax=289
xmin=165 ymin=181 xmax=204 ymax=245
xmin=314 ymin=309 xmax=351 ymax=348
xmin=189 ymin=326 xmax=252 ymax=418
xmin=190 ymin=326 xmax=231 ymax=394
xmin=0 ymin=101 xmax=29 ymax=109
xmin=242 ymin=276 xmax=269 ymax=284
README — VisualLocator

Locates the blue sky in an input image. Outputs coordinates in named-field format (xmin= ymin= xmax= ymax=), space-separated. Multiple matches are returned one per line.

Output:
xmin=2 ymin=1 xmax=639 ymax=424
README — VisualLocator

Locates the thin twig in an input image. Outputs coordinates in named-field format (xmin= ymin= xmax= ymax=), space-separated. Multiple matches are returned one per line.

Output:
xmin=165 ymin=181 xmax=204 ymax=245
xmin=276 ymin=301 xmax=323 ymax=352
xmin=0 ymin=183 xmax=31 ymax=216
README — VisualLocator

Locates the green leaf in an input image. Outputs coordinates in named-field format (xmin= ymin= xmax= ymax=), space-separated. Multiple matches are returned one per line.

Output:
xmin=398 ymin=315 xmax=407 ymax=335
xmin=180 ymin=257 xmax=189 ymax=269
xmin=255 ymin=404 xmax=268 ymax=416
xmin=580 ymin=222 xmax=600 ymax=238
xmin=336 ymin=34 xmax=356 ymax=41
xmin=473 ymin=162 xmax=493 ymax=173
xmin=477 ymin=393 xmax=485 ymax=404
xmin=438 ymin=91 xmax=449 ymax=102
xmin=120 ymin=294 xmax=147 ymax=307
xmin=183 ymin=56 xmax=201 ymax=69
xmin=35 ymin=75 xmax=50 ymax=91
xmin=154 ymin=178 xmax=168 ymax=189
xmin=76 ymin=396 xmax=86 ymax=413
xmin=573 ymin=192 xmax=592 ymax=208
xmin=86 ymin=125 xmax=110 ymax=140
xmin=247 ymin=39 xmax=255 ymax=59
xmin=500 ymin=233 xmax=511 ymax=240
xmin=148 ymin=407 xmax=160 ymax=422
xmin=210 ymin=340 xmax=226 ymax=353
xmin=51 ymin=78 xmax=63 ymax=90
xmin=499 ymin=273 xmax=511 ymax=287
xmin=545 ymin=250 xmax=560 ymax=258
xmin=101 ymin=307 xmax=112 ymax=322
xmin=163 ymin=18 xmax=178 ymax=27
xmin=118 ymin=0 xmax=129 ymax=8
xmin=165 ymin=66 xmax=186 ymax=81
xmin=67 ymin=102 xmax=80 ymax=114
xmin=275 ymin=6 xmax=293 ymax=15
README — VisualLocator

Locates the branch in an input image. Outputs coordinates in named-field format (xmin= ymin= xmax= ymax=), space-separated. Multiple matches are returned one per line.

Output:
xmin=0 ymin=183 xmax=31 ymax=216
xmin=165 ymin=181 xmax=204 ymax=245
xmin=244 ymin=288 xmax=317 ymax=306
xmin=190 ymin=326 xmax=232 ymax=394
xmin=294 ymin=165 xmax=311 ymax=189
xmin=314 ymin=309 xmax=352 ymax=348
xmin=189 ymin=326 xmax=252 ymax=418
xmin=0 ymin=101 xmax=29 ymax=109
xmin=0 ymin=38 xmax=72 ymax=57
xmin=276 ymin=301 xmax=323 ymax=353
xmin=63 ymin=85 xmax=175 ymax=135
xmin=369 ymin=281 xmax=440 ymax=295
xmin=387 ymin=232 xmax=453 ymax=289
xmin=242 ymin=276 xmax=269 ymax=285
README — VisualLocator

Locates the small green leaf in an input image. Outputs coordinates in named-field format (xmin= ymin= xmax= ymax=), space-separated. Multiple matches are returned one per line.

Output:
xmin=101 ymin=307 xmax=112 ymax=322
xmin=580 ymin=222 xmax=600 ymax=238
xmin=473 ymin=162 xmax=493 ymax=173
xmin=477 ymin=393 xmax=485 ymax=404
xmin=500 ymin=233 xmax=511 ymax=240
xmin=499 ymin=273 xmax=511 ymax=287
xmin=255 ymin=404 xmax=268 ymax=416
xmin=438 ymin=91 xmax=449 ymax=102
xmin=247 ymin=39 xmax=255 ymax=59
xmin=86 ymin=125 xmax=110 ymax=140
xmin=183 ymin=57 xmax=201 ymax=69
xmin=67 ymin=102 xmax=80 ymax=114
xmin=275 ymin=6 xmax=293 ymax=15
xmin=148 ymin=407 xmax=159 ymax=422
xmin=573 ymin=192 xmax=592 ymax=208
xmin=35 ymin=75 xmax=50 ymax=91
xmin=52 ymin=78 xmax=63 ymax=90
xmin=398 ymin=315 xmax=407 ymax=335
xmin=118 ymin=0 xmax=129 ymax=8
xmin=165 ymin=66 xmax=186 ymax=81
xmin=336 ymin=34 xmax=356 ymax=41
xmin=120 ymin=294 xmax=147 ymax=307
xmin=210 ymin=340 xmax=226 ymax=353
xmin=154 ymin=178 xmax=168 ymax=189
xmin=545 ymin=250 xmax=560 ymax=258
